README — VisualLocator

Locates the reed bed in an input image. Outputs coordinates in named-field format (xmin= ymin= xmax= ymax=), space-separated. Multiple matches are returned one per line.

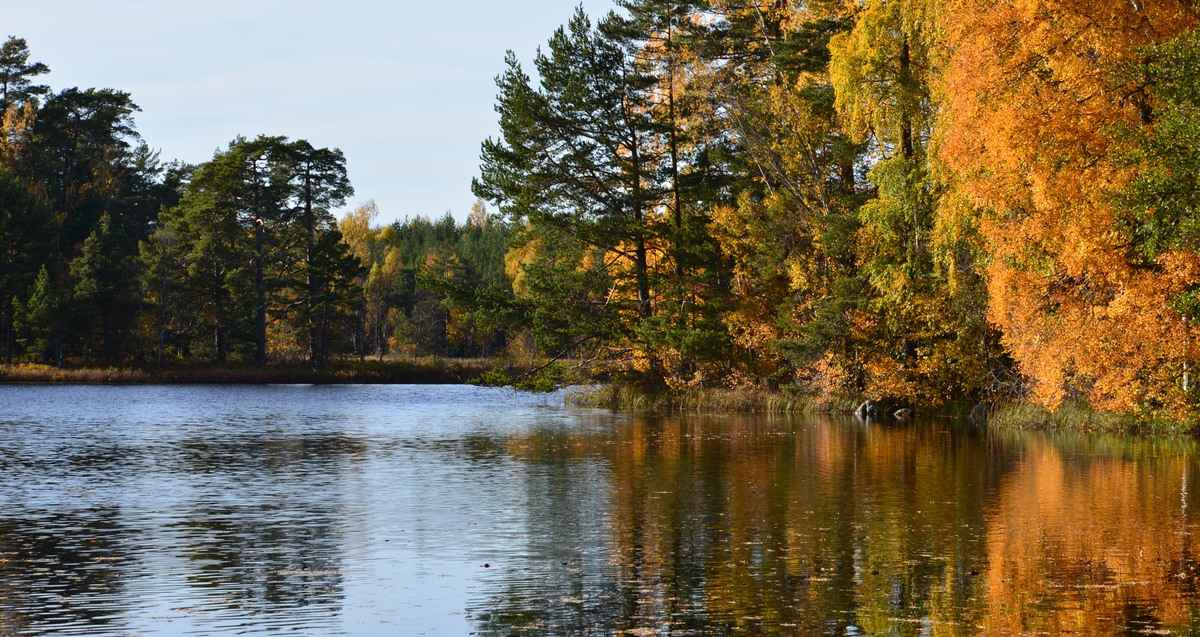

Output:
xmin=566 ymin=384 xmax=1199 ymax=436
xmin=0 ymin=364 xmax=151 ymax=384
xmin=566 ymin=383 xmax=862 ymax=414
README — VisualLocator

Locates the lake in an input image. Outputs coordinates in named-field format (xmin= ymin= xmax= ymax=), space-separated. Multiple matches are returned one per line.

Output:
xmin=0 ymin=385 xmax=1198 ymax=636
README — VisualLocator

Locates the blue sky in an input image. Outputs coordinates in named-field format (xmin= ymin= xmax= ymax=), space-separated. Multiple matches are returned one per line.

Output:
xmin=7 ymin=0 xmax=616 ymax=224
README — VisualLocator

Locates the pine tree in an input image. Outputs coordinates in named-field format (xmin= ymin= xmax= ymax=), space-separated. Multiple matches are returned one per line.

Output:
xmin=286 ymin=139 xmax=353 ymax=366
xmin=0 ymin=36 xmax=49 ymax=112
xmin=157 ymin=148 xmax=251 ymax=362
xmin=475 ymin=8 xmax=675 ymax=380
xmin=31 ymin=88 xmax=141 ymax=255
xmin=0 ymin=163 xmax=50 ymax=362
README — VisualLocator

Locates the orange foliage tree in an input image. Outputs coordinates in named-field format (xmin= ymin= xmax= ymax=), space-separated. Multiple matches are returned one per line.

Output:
xmin=937 ymin=0 xmax=1200 ymax=414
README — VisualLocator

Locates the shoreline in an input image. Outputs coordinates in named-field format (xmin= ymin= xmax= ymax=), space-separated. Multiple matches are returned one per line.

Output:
xmin=6 ymin=366 xmax=1195 ymax=435
xmin=0 ymin=360 xmax=495 ymax=386
xmin=566 ymin=384 xmax=1199 ymax=436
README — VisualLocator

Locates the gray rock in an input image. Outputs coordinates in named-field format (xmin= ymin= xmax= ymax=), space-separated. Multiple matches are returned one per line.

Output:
xmin=894 ymin=408 xmax=913 ymax=420
xmin=855 ymin=400 xmax=879 ymax=420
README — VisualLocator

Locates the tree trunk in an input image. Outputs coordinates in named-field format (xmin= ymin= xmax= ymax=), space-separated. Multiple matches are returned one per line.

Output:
xmin=899 ymin=37 xmax=915 ymax=161
xmin=303 ymin=170 xmax=322 ymax=368
xmin=630 ymin=138 xmax=652 ymax=321
xmin=841 ymin=162 xmax=856 ymax=195
xmin=214 ymin=264 xmax=227 ymax=362
xmin=157 ymin=274 xmax=167 ymax=366
xmin=255 ymin=220 xmax=266 ymax=367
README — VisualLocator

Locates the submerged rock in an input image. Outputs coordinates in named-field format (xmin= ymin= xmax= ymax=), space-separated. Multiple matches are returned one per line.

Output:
xmin=970 ymin=402 xmax=991 ymax=426
xmin=894 ymin=408 xmax=913 ymax=420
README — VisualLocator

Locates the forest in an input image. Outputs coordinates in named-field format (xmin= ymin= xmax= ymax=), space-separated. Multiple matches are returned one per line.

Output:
xmin=3 ymin=0 xmax=1200 ymax=421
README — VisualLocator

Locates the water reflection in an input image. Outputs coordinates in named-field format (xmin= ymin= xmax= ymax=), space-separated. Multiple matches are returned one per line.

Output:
xmin=0 ymin=509 xmax=130 ymax=634
xmin=474 ymin=415 xmax=1200 ymax=637
xmin=982 ymin=432 xmax=1200 ymax=636
xmin=1 ymin=386 xmax=1200 ymax=635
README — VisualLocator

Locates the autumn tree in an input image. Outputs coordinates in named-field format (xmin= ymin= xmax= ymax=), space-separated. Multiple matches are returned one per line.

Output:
xmin=695 ymin=1 xmax=870 ymax=391
xmin=339 ymin=200 xmax=385 ymax=359
xmin=1112 ymin=28 xmax=1200 ymax=407
xmin=937 ymin=0 xmax=1199 ymax=412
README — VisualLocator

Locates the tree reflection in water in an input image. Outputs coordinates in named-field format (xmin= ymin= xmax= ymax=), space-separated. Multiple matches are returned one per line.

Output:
xmin=470 ymin=414 xmax=1200 ymax=636
xmin=0 ymin=423 xmax=365 ymax=635
xmin=0 ymin=510 xmax=131 ymax=635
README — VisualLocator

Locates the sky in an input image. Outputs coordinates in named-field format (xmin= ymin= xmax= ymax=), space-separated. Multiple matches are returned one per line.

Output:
xmin=7 ymin=0 xmax=617 ymax=224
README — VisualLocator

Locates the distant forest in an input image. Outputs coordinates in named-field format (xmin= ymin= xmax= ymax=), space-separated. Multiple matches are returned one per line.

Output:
xmin=5 ymin=0 xmax=1200 ymax=418
xmin=0 ymin=35 xmax=510 ymax=371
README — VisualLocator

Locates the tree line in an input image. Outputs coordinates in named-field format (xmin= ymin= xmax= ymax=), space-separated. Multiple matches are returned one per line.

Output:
xmin=5 ymin=0 xmax=1200 ymax=419
xmin=0 ymin=36 xmax=509 ymax=370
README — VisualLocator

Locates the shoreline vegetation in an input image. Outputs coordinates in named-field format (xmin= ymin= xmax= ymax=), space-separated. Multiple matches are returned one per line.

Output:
xmin=565 ymin=384 xmax=1197 ymax=435
xmin=6 ymin=360 xmax=1193 ymax=435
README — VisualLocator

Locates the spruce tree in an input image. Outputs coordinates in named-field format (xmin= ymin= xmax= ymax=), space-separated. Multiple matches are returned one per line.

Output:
xmin=13 ymin=266 xmax=65 ymax=365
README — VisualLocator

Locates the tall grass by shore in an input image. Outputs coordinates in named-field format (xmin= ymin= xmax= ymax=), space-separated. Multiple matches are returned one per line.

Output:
xmin=986 ymin=400 xmax=1197 ymax=435
xmin=566 ymin=383 xmax=863 ymax=414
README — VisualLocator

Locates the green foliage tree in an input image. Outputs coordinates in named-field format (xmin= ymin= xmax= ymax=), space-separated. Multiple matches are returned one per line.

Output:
xmin=0 ymin=163 xmax=50 ymax=362
xmin=1117 ymin=30 xmax=1200 ymax=265
xmin=31 ymin=88 xmax=142 ymax=254
xmin=304 ymin=226 xmax=362 ymax=366
xmin=147 ymin=135 xmax=359 ymax=366
xmin=139 ymin=213 xmax=188 ymax=365
xmin=12 ymin=265 xmax=65 ymax=364
xmin=71 ymin=212 xmax=138 ymax=361
xmin=287 ymin=139 xmax=355 ymax=366
xmin=152 ymin=147 xmax=251 ymax=362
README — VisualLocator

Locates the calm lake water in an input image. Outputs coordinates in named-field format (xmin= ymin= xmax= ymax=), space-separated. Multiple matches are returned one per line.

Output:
xmin=1 ymin=385 xmax=1199 ymax=636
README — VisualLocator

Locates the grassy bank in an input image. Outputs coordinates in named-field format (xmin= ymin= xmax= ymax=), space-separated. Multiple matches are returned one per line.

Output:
xmin=0 ymin=359 xmax=496 ymax=385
